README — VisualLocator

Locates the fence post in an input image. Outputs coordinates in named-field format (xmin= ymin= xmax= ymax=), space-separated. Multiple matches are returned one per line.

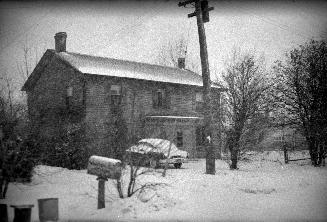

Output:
xmin=283 ymin=145 xmax=289 ymax=164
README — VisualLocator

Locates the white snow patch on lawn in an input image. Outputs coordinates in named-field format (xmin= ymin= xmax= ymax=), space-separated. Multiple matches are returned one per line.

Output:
xmin=1 ymin=151 xmax=327 ymax=221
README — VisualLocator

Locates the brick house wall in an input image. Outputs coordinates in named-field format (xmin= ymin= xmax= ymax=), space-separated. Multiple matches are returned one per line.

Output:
xmin=26 ymin=53 xmax=85 ymax=139
xmin=24 ymin=48 xmax=223 ymax=158
xmin=82 ymin=75 xmax=222 ymax=158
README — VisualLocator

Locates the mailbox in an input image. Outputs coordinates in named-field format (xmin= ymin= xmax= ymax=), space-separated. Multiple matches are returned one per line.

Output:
xmin=87 ymin=156 xmax=122 ymax=179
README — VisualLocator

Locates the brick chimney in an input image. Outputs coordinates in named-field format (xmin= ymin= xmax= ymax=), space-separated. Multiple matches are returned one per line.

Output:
xmin=178 ymin=58 xmax=185 ymax=69
xmin=54 ymin=32 xmax=67 ymax=52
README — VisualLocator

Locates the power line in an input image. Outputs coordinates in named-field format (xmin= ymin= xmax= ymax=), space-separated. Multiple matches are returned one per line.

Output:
xmin=245 ymin=11 xmax=313 ymax=40
xmin=87 ymin=4 xmax=156 ymax=56
xmin=88 ymin=15 xmax=145 ymax=56
xmin=0 ymin=7 xmax=34 ymax=10
xmin=0 ymin=8 xmax=53 ymax=55
xmin=225 ymin=2 xmax=314 ymax=40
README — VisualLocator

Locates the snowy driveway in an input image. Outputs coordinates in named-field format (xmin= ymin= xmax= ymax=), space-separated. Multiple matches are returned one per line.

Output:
xmin=1 ymin=154 xmax=327 ymax=221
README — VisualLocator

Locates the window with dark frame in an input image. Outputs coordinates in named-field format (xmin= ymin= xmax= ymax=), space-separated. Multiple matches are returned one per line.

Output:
xmin=82 ymin=81 xmax=86 ymax=106
xmin=110 ymin=85 xmax=121 ymax=106
xmin=157 ymin=90 xmax=163 ymax=108
xmin=195 ymin=92 xmax=204 ymax=111
xmin=153 ymin=89 xmax=169 ymax=109
xmin=177 ymin=130 xmax=183 ymax=147
xmin=66 ymin=86 xmax=73 ymax=110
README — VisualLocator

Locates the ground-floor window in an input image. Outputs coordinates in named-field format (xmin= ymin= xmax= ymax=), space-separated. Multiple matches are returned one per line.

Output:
xmin=177 ymin=130 xmax=183 ymax=147
xmin=196 ymin=126 xmax=206 ymax=146
xmin=195 ymin=92 xmax=204 ymax=112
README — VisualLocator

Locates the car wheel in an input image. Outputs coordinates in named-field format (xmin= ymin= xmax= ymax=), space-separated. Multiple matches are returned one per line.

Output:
xmin=174 ymin=163 xmax=182 ymax=169
xmin=149 ymin=158 xmax=158 ymax=168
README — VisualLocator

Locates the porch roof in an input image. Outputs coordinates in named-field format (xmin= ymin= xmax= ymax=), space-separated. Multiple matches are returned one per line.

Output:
xmin=146 ymin=116 xmax=203 ymax=119
xmin=145 ymin=115 xmax=204 ymax=123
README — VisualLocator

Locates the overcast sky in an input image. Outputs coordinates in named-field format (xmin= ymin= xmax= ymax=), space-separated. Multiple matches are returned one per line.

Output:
xmin=1 ymin=0 xmax=327 ymax=97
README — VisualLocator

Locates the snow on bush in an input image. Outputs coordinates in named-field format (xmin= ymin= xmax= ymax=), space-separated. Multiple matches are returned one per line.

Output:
xmin=240 ymin=187 xmax=276 ymax=194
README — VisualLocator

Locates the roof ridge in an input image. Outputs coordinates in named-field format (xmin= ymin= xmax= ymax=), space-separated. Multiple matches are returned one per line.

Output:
xmin=54 ymin=50 xmax=223 ymax=89
xmin=61 ymin=50 xmax=199 ymax=75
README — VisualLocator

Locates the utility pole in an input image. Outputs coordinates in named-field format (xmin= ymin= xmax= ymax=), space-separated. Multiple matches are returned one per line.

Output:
xmin=178 ymin=0 xmax=215 ymax=174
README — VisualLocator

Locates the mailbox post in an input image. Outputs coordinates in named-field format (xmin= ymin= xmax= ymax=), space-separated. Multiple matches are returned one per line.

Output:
xmin=87 ymin=156 xmax=122 ymax=209
xmin=97 ymin=177 xmax=107 ymax=209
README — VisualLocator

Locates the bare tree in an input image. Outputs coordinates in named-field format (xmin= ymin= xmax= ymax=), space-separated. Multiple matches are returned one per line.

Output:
xmin=0 ymin=70 xmax=31 ymax=199
xmin=114 ymin=152 xmax=166 ymax=199
xmin=16 ymin=42 xmax=41 ymax=83
xmin=222 ymin=49 xmax=272 ymax=169
xmin=156 ymin=35 xmax=200 ymax=73
xmin=1 ymin=72 xmax=14 ymax=117
xmin=0 ymin=71 xmax=24 ymax=123
xmin=273 ymin=39 xmax=327 ymax=166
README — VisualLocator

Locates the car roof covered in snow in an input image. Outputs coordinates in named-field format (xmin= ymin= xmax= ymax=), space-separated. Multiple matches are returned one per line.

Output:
xmin=128 ymin=138 xmax=188 ymax=158
xmin=57 ymin=51 xmax=222 ymax=88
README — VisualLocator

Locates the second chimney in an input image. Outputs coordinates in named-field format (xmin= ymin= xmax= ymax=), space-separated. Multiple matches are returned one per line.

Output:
xmin=54 ymin=32 xmax=67 ymax=52
xmin=178 ymin=58 xmax=185 ymax=69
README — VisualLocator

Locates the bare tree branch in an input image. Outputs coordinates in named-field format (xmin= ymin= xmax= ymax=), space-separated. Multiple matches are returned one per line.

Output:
xmin=222 ymin=49 xmax=272 ymax=169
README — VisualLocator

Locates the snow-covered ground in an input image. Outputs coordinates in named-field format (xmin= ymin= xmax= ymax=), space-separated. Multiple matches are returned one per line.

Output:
xmin=1 ymin=151 xmax=327 ymax=221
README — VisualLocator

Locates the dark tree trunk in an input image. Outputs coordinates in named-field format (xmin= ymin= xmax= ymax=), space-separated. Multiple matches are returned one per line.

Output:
xmin=227 ymin=128 xmax=242 ymax=170
xmin=317 ymin=143 xmax=324 ymax=166
xmin=308 ymin=137 xmax=318 ymax=166
xmin=283 ymin=144 xmax=289 ymax=164
xmin=0 ymin=177 xmax=3 ymax=199
xmin=116 ymin=178 xmax=124 ymax=198
xmin=230 ymin=148 xmax=238 ymax=170
xmin=322 ymin=143 xmax=326 ymax=167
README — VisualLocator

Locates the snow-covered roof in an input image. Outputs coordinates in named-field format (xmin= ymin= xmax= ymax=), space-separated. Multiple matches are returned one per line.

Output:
xmin=88 ymin=156 xmax=121 ymax=165
xmin=57 ymin=51 xmax=221 ymax=88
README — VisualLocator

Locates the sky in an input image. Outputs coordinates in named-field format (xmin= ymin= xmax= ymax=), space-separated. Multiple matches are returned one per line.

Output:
xmin=0 ymin=0 xmax=327 ymax=100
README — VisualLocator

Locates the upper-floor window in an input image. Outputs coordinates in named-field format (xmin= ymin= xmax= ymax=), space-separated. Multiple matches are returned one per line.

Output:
xmin=176 ymin=130 xmax=183 ymax=147
xmin=195 ymin=92 xmax=204 ymax=111
xmin=66 ymin=86 xmax=73 ymax=109
xmin=82 ymin=81 xmax=86 ymax=106
xmin=67 ymin=86 xmax=73 ymax=97
xmin=110 ymin=85 xmax=121 ymax=106
xmin=153 ymin=89 xmax=170 ymax=109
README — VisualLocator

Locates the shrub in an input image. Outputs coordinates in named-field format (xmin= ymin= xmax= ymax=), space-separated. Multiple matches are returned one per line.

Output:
xmin=40 ymin=123 xmax=89 ymax=170
xmin=1 ymin=139 xmax=35 ymax=183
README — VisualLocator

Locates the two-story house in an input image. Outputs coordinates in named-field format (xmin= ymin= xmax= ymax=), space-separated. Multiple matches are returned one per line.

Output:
xmin=22 ymin=32 xmax=225 ymax=158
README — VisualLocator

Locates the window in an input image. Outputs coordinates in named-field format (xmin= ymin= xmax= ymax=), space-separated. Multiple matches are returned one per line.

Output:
xmin=110 ymin=85 xmax=121 ymax=106
xmin=195 ymin=92 xmax=204 ymax=111
xmin=67 ymin=86 xmax=73 ymax=97
xmin=82 ymin=81 xmax=86 ymax=106
xmin=153 ymin=89 xmax=170 ymax=109
xmin=176 ymin=130 xmax=183 ymax=147
xmin=196 ymin=126 xmax=206 ymax=146
xmin=157 ymin=90 xmax=163 ymax=107
xmin=66 ymin=86 xmax=73 ymax=109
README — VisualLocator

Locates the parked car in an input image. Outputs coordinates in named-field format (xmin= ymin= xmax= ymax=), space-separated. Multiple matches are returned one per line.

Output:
xmin=126 ymin=138 xmax=188 ymax=169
